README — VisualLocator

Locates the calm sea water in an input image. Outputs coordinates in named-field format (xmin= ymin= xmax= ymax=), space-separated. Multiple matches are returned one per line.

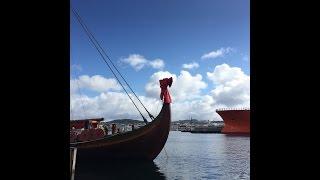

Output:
xmin=75 ymin=131 xmax=250 ymax=180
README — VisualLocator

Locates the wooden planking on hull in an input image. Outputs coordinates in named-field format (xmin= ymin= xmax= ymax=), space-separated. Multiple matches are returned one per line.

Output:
xmin=71 ymin=103 xmax=171 ymax=162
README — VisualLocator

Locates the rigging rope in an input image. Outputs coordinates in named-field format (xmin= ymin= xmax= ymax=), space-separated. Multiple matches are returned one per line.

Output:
xmin=71 ymin=7 xmax=149 ymax=124
xmin=71 ymin=6 xmax=154 ymax=121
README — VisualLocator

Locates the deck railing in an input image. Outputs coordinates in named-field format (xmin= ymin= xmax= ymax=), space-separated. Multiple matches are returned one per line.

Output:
xmin=216 ymin=107 xmax=250 ymax=111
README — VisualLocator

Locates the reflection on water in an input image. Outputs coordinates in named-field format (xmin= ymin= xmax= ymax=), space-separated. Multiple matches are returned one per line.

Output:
xmin=154 ymin=132 xmax=250 ymax=180
xmin=75 ymin=160 xmax=165 ymax=180
xmin=75 ymin=131 xmax=250 ymax=180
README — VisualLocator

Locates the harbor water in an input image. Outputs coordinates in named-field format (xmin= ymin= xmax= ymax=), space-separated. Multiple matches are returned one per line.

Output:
xmin=75 ymin=131 xmax=250 ymax=180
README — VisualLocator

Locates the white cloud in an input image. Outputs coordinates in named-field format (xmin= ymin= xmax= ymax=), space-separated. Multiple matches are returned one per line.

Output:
xmin=207 ymin=63 xmax=250 ymax=106
xmin=149 ymin=59 xmax=165 ymax=69
xmin=182 ymin=62 xmax=199 ymax=69
xmin=70 ymin=63 xmax=249 ymax=122
xmin=70 ymin=92 xmax=163 ymax=121
xmin=70 ymin=75 xmax=121 ymax=93
xmin=170 ymin=95 xmax=218 ymax=121
xmin=121 ymin=54 xmax=165 ymax=71
xmin=121 ymin=54 xmax=147 ymax=70
xmin=145 ymin=70 xmax=207 ymax=102
xmin=70 ymin=87 xmax=220 ymax=122
xmin=201 ymin=47 xmax=233 ymax=59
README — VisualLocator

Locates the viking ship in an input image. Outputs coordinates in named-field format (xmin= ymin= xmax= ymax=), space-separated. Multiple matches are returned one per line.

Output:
xmin=70 ymin=7 xmax=173 ymax=162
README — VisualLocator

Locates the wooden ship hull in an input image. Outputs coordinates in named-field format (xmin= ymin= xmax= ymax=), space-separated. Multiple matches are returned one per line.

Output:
xmin=71 ymin=103 xmax=171 ymax=162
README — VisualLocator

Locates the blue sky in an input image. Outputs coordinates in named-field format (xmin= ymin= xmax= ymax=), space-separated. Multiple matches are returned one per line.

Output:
xmin=71 ymin=0 xmax=249 ymax=97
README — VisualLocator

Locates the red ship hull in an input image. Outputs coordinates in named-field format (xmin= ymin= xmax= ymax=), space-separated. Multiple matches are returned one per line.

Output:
xmin=216 ymin=109 xmax=250 ymax=135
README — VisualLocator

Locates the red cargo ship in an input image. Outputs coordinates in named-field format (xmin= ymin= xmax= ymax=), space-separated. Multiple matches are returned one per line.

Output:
xmin=216 ymin=108 xmax=250 ymax=135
